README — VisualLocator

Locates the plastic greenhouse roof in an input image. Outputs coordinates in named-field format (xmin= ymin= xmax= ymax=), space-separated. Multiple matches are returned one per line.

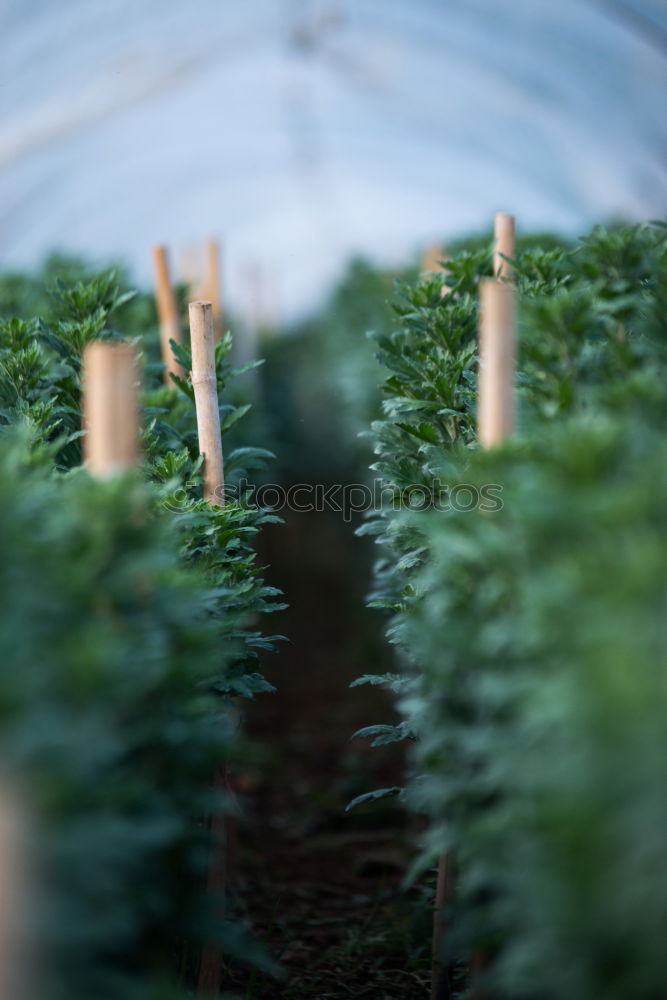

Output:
xmin=1 ymin=0 xmax=666 ymax=319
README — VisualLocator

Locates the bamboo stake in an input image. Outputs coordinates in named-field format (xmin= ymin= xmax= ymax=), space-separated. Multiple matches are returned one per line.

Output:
xmin=431 ymin=850 xmax=456 ymax=1000
xmin=422 ymin=244 xmax=446 ymax=274
xmin=205 ymin=239 xmax=224 ymax=343
xmin=189 ymin=300 xmax=229 ymax=996
xmin=153 ymin=244 xmax=183 ymax=385
xmin=478 ymin=279 xmax=516 ymax=448
xmin=189 ymin=301 xmax=224 ymax=506
xmin=493 ymin=212 xmax=515 ymax=279
xmin=82 ymin=342 xmax=140 ymax=478
xmin=0 ymin=792 xmax=25 ymax=1000
xmin=422 ymin=244 xmax=451 ymax=298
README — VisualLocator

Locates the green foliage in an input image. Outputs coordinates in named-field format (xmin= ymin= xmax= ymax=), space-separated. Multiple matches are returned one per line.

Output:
xmin=0 ymin=268 xmax=152 ymax=469
xmin=407 ymin=419 xmax=667 ymax=999
xmin=362 ymin=222 xmax=667 ymax=621
xmin=0 ymin=436 xmax=274 ymax=999
xmin=359 ymin=221 xmax=667 ymax=996
xmin=0 ymin=270 xmax=284 ymax=677
xmin=0 ymin=252 xmax=157 ymax=340
xmin=0 ymin=264 xmax=283 ymax=997
xmin=345 ymin=786 xmax=405 ymax=813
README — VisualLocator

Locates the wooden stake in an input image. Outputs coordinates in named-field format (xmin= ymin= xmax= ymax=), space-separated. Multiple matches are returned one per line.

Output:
xmin=422 ymin=244 xmax=452 ymax=298
xmin=477 ymin=279 xmax=516 ymax=449
xmin=493 ymin=212 xmax=515 ymax=279
xmin=189 ymin=301 xmax=224 ymax=506
xmin=431 ymin=850 xmax=456 ymax=1000
xmin=82 ymin=342 xmax=140 ymax=478
xmin=206 ymin=239 xmax=224 ymax=343
xmin=153 ymin=244 xmax=183 ymax=385
xmin=0 ymin=792 xmax=25 ymax=1000
xmin=189 ymin=301 xmax=229 ymax=995
xmin=422 ymin=244 xmax=446 ymax=275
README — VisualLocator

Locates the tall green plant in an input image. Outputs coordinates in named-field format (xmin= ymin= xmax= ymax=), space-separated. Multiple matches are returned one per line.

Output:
xmin=355 ymin=221 xmax=667 ymax=996
xmin=0 ymin=267 xmax=284 ymax=996
xmin=0 ymin=433 xmax=280 ymax=999
xmin=406 ymin=418 xmax=667 ymax=999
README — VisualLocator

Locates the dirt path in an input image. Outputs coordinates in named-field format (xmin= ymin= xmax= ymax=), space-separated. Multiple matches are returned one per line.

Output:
xmin=226 ymin=509 xmax=431 ymax=999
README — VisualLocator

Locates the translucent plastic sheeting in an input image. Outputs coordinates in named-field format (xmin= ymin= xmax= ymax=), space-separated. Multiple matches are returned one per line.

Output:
xmin=1 ymin=0 xmax=666 ymax=320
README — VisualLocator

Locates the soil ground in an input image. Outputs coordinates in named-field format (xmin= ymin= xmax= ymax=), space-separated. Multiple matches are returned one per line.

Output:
xmin=225 ymin=508 xmax=432 ymax=999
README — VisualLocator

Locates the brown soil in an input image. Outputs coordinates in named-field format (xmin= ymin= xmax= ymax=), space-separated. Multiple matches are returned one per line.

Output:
xmin=224 ymin=509 xmax=432 ymax=999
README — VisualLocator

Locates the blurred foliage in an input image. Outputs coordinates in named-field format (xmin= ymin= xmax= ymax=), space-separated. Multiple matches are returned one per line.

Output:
xmin=0 ymin=252 xmax=157 ymax=340
xmin=252 ymin=257 xmax=416 ymax=487
xmin=0 ymin=265 xmax=283 ymax=996
xmin=356 ymin=220 xmax=667 ymax=996
xmin=408 ymin=419 xmax=667 ymax=1000
xmin=0 ymin=440 xmax=273 ymax=999
xmin=254 ymin=234 xmax=576 ymax=489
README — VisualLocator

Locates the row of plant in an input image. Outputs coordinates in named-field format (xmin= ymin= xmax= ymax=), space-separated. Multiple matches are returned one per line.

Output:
xmin=0 ymin=269 xmax=282 ymax=997
xmin=355 ymin=221 xmax=667 ymax=997
xmin=253 ymin=233 xmax=575 ymax=491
